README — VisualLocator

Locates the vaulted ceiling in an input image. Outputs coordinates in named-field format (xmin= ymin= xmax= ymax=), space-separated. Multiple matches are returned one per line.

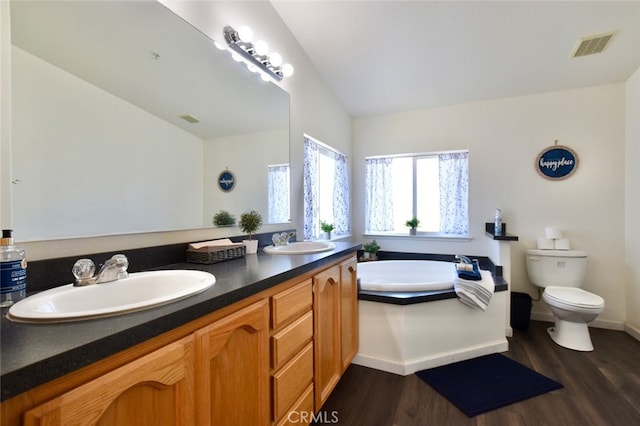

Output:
xmin=272 ymin=1 xmax=640 ymax=117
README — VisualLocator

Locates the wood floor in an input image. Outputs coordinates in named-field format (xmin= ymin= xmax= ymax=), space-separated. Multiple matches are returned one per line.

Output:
xmin=314 ymin=321 xmax=640 ymax=425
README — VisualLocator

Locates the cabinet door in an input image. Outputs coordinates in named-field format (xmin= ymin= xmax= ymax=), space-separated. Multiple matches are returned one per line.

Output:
xmin=340 ymin=256 xmax=358 ymax=372
xmin=194 ymin=300 xmax=270 ymax=426
xmin=23 ymin=336 xmax=195 ymax=426
xmin=313 ymin=265 xmax=341 ymax=409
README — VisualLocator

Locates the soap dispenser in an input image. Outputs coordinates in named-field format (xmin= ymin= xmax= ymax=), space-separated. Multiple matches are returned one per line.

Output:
xmin=0 ymin=229 xmax=27 ymax=307
xmin=494 ymin=209 xmax=503 ymax=236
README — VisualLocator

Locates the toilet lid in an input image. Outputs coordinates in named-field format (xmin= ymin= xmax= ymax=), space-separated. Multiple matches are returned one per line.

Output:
xmin=544 ymin=287 xmax=604 ymax=308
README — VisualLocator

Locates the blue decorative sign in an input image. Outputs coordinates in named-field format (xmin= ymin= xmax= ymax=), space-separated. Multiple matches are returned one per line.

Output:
xmin=536 ymin=143 xmax=578 ymax=180
xmin=218 ymin=170 xmax=236 ymax=192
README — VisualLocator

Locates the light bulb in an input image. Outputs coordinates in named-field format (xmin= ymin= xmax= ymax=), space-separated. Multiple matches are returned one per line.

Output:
xmin=260 ymin=73 xmax=271 ymax=82
xmin=247 ymin=64 xmax=258 ymax=73
xmin=238 ymin=26 xmax=253 ymax=43
xmin=232 ymin=53 xmax=242 ymax=62
xmin=281 ymin=63 xmax=294 ymax=77
xmin=269 ymin=52 xmax=283 ymax=67
xmin=254 ymin=40 xmax=268 ymax=56
xmin=214 ymin=41 xmax=227 ymax=50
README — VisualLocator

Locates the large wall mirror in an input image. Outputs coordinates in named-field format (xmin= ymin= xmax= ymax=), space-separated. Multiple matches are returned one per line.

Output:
xmin=9 ymin=0 xmax=290 ymax=241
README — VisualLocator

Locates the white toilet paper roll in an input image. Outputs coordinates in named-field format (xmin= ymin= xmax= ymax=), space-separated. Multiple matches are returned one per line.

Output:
xmin=554 ymin=238 xmax=571 ymax=250
xmin=545 ymin=227 xmax=563 ymax=240
xmin=537 ymin=238 xmax=555 ymax=250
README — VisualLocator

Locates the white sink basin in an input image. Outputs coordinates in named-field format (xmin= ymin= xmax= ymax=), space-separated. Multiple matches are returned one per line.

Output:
xmin=7 ymin=270 xmax=215 ymax=323
xmin=263 ymin=241 xmax=336 ymax=255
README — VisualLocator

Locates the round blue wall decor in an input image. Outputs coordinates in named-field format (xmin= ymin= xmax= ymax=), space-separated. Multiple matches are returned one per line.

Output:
xmin=536 ymin=143 xmax=578 ymax=180
xmin=218 ymin=169 xmax=236 ymax=192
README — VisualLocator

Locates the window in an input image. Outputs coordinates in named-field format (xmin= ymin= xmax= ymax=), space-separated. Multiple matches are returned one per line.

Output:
xmin=365 ymin=151 xmax=468 ymax=236
xmin=303 ymin=135 xmax=350 ymax=240
xmin=267 ymin=164 xmax=290 ymax=223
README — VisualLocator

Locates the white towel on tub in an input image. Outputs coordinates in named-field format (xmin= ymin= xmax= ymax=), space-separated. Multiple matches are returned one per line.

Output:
xmin=454 ymin=270 xmax=495 ymax=310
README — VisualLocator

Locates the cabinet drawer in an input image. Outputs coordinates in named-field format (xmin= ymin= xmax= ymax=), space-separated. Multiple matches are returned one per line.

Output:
xmin=272 ymin=311 xmax=313 ymax=369
xmin=271 ymin=279 xmax=312 ymax=329
xmin=272 ymin=342 xmax=313 ymax=421
xmin=275 ymin=384 xmax=314 ymax=426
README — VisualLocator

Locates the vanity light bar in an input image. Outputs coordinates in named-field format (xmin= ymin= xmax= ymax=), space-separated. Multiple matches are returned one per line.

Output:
xmin=223 ymin=25 xmax=293 ymax=81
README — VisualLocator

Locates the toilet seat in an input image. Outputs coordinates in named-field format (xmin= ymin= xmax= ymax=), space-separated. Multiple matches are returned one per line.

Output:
xmin=543 ymin=286 xmax=604 ymax=311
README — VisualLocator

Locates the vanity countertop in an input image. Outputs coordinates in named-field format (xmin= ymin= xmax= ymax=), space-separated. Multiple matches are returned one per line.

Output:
xmin=0 ymin=242 xmax=360 ymax=401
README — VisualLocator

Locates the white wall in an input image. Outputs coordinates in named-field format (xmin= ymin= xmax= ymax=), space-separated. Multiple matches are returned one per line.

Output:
xmin=203 ymin=129 xmax=288 ymax=225
xmin=353 ymin=85 xmax=626 ymax=326
xmin=625 ymin=67 xmax=640 ymax=336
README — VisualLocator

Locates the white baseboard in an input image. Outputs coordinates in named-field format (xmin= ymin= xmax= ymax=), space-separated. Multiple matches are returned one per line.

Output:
xmin=352 ymin=339 xmax=509 ymax=376
xmin=624 ymin=322 xmax=640 ymax=342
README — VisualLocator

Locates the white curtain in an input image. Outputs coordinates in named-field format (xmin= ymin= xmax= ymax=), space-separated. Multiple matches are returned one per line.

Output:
xmin=439 ymin=152 xmax=469 ymax=235
xmin=333 ymin=152 xmax=350 ymax=235
xmin=267 ymin=164 xmax=290 ymax=223
xmin=303 ymin=138 xmax=319 ymax=240
xmin=365 ymin=158 xmax=394 ymax=232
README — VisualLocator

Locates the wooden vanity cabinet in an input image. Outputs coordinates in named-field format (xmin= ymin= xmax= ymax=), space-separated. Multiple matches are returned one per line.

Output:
xmin=1 ymin=254 xmax=358 ymax=426
xmin=194 ymin=299 xmax=270 ymax=426
xmin=270 ymin=280 xmax=314 ymax=425
xmin=22 ymin=335 xmax=195 ymax=426
xmin=313 ymin=265 xmax=342 ymax=409
xmin=340 ymin=256 xmax=359 ymax=373
xmin=313 ymin=257 xmax=359 ymax=409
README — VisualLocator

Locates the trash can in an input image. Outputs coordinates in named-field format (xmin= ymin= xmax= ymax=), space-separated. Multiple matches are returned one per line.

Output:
xmin=511 ymin=292 xmax=532 ymax=330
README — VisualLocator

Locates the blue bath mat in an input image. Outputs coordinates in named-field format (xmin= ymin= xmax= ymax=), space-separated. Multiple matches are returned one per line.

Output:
xmin=415 ymin=353 xmax=563 ymax=417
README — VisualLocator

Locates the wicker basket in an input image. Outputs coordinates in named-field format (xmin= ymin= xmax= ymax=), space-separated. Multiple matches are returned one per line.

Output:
xmin=186 ymin=245 xmax=246 ymax=264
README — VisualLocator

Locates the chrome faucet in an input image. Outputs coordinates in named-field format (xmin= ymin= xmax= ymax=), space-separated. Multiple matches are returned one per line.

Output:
xmin=72 ymin=254 xmax=129 ymax=286
xmin=455 ymin=254 xmax=473 ymax=264
xmin=272 ymin=232 xmax=296 ymax=247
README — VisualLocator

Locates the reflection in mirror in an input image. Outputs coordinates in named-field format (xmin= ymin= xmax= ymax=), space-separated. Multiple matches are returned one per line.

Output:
xmin=9 ymin=0 xmax=290 ymax=241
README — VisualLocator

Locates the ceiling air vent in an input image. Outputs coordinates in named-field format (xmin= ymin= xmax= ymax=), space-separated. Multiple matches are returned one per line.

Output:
xmin=571 ymin=31 xmax=616 ymax=57
xmin=179 ymin=114 xmax=200 ymax=124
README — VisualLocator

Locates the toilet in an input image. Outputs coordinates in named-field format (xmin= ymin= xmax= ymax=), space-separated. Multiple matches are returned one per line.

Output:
xmin=525 ymin=249 xmax=604 ymax=351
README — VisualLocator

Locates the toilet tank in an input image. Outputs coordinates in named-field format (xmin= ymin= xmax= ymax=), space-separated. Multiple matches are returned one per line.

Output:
xmin=525 ymin=249 xmax=587 ymax=288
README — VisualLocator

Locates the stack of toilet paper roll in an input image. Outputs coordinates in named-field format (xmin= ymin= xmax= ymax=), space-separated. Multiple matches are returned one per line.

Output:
xmin=537 ymin=227 xmax=571 ymax=250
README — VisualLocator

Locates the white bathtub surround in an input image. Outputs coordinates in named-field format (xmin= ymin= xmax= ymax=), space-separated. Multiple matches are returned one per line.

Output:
xmin=454 ymin=270 xmax=495 ymax=310
xmin=353 ymin=291 xmax=508 ymax=376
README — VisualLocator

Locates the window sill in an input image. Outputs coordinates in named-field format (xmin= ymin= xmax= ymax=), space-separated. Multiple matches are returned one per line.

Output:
xmin=312 ymin=234 xmax=352 ymax=242
xmin=363 ymin=232 xmax=472 ymax=242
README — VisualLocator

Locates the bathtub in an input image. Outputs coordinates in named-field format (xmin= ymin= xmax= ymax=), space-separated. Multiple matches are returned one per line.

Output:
xmin=358 ymin=260 xmax=455 ymax=292
xmin=353 ymin=258 xmax=508 ymax=375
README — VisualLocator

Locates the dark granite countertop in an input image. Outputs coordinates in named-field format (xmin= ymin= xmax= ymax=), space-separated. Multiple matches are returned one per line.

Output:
xmin=0 ymin=242 xmax=360 ymax=401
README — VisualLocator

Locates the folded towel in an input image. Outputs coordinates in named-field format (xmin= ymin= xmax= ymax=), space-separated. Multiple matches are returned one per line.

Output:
xmin=188 ymin=238 xmax=244 ymax=252
xmin=456 ymin=262 xmax=482 ymax=281
xmin=454 ymin=270 xmax=495 ymax=311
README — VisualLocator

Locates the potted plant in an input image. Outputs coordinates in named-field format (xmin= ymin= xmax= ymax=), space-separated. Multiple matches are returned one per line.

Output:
xmin=212 ymin=210 xmax=236 ymax=227
xmin=362 ymin=240 xmax=380 ymax=260
xmin=320 ymin=221 xmax=335 ymax=240
xmin=405 ymin=217 xmax=420 ymax=235
xmin=239 ymin=210 xmax=263 ymax=254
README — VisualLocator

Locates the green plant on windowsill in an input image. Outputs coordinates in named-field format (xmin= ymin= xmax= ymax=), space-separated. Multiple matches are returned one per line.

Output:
xmin=362 ymin=240 xmax=380 ymax=260
xmin=320 ymin=221 xmax=335 ymax=239
xmin=212 ymin=210 xmax=236 ymax=227
xmin=320 ymin=221 xmax=335 ymax=233
xmin=405 ymin=217 xmax=420 ymax=235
